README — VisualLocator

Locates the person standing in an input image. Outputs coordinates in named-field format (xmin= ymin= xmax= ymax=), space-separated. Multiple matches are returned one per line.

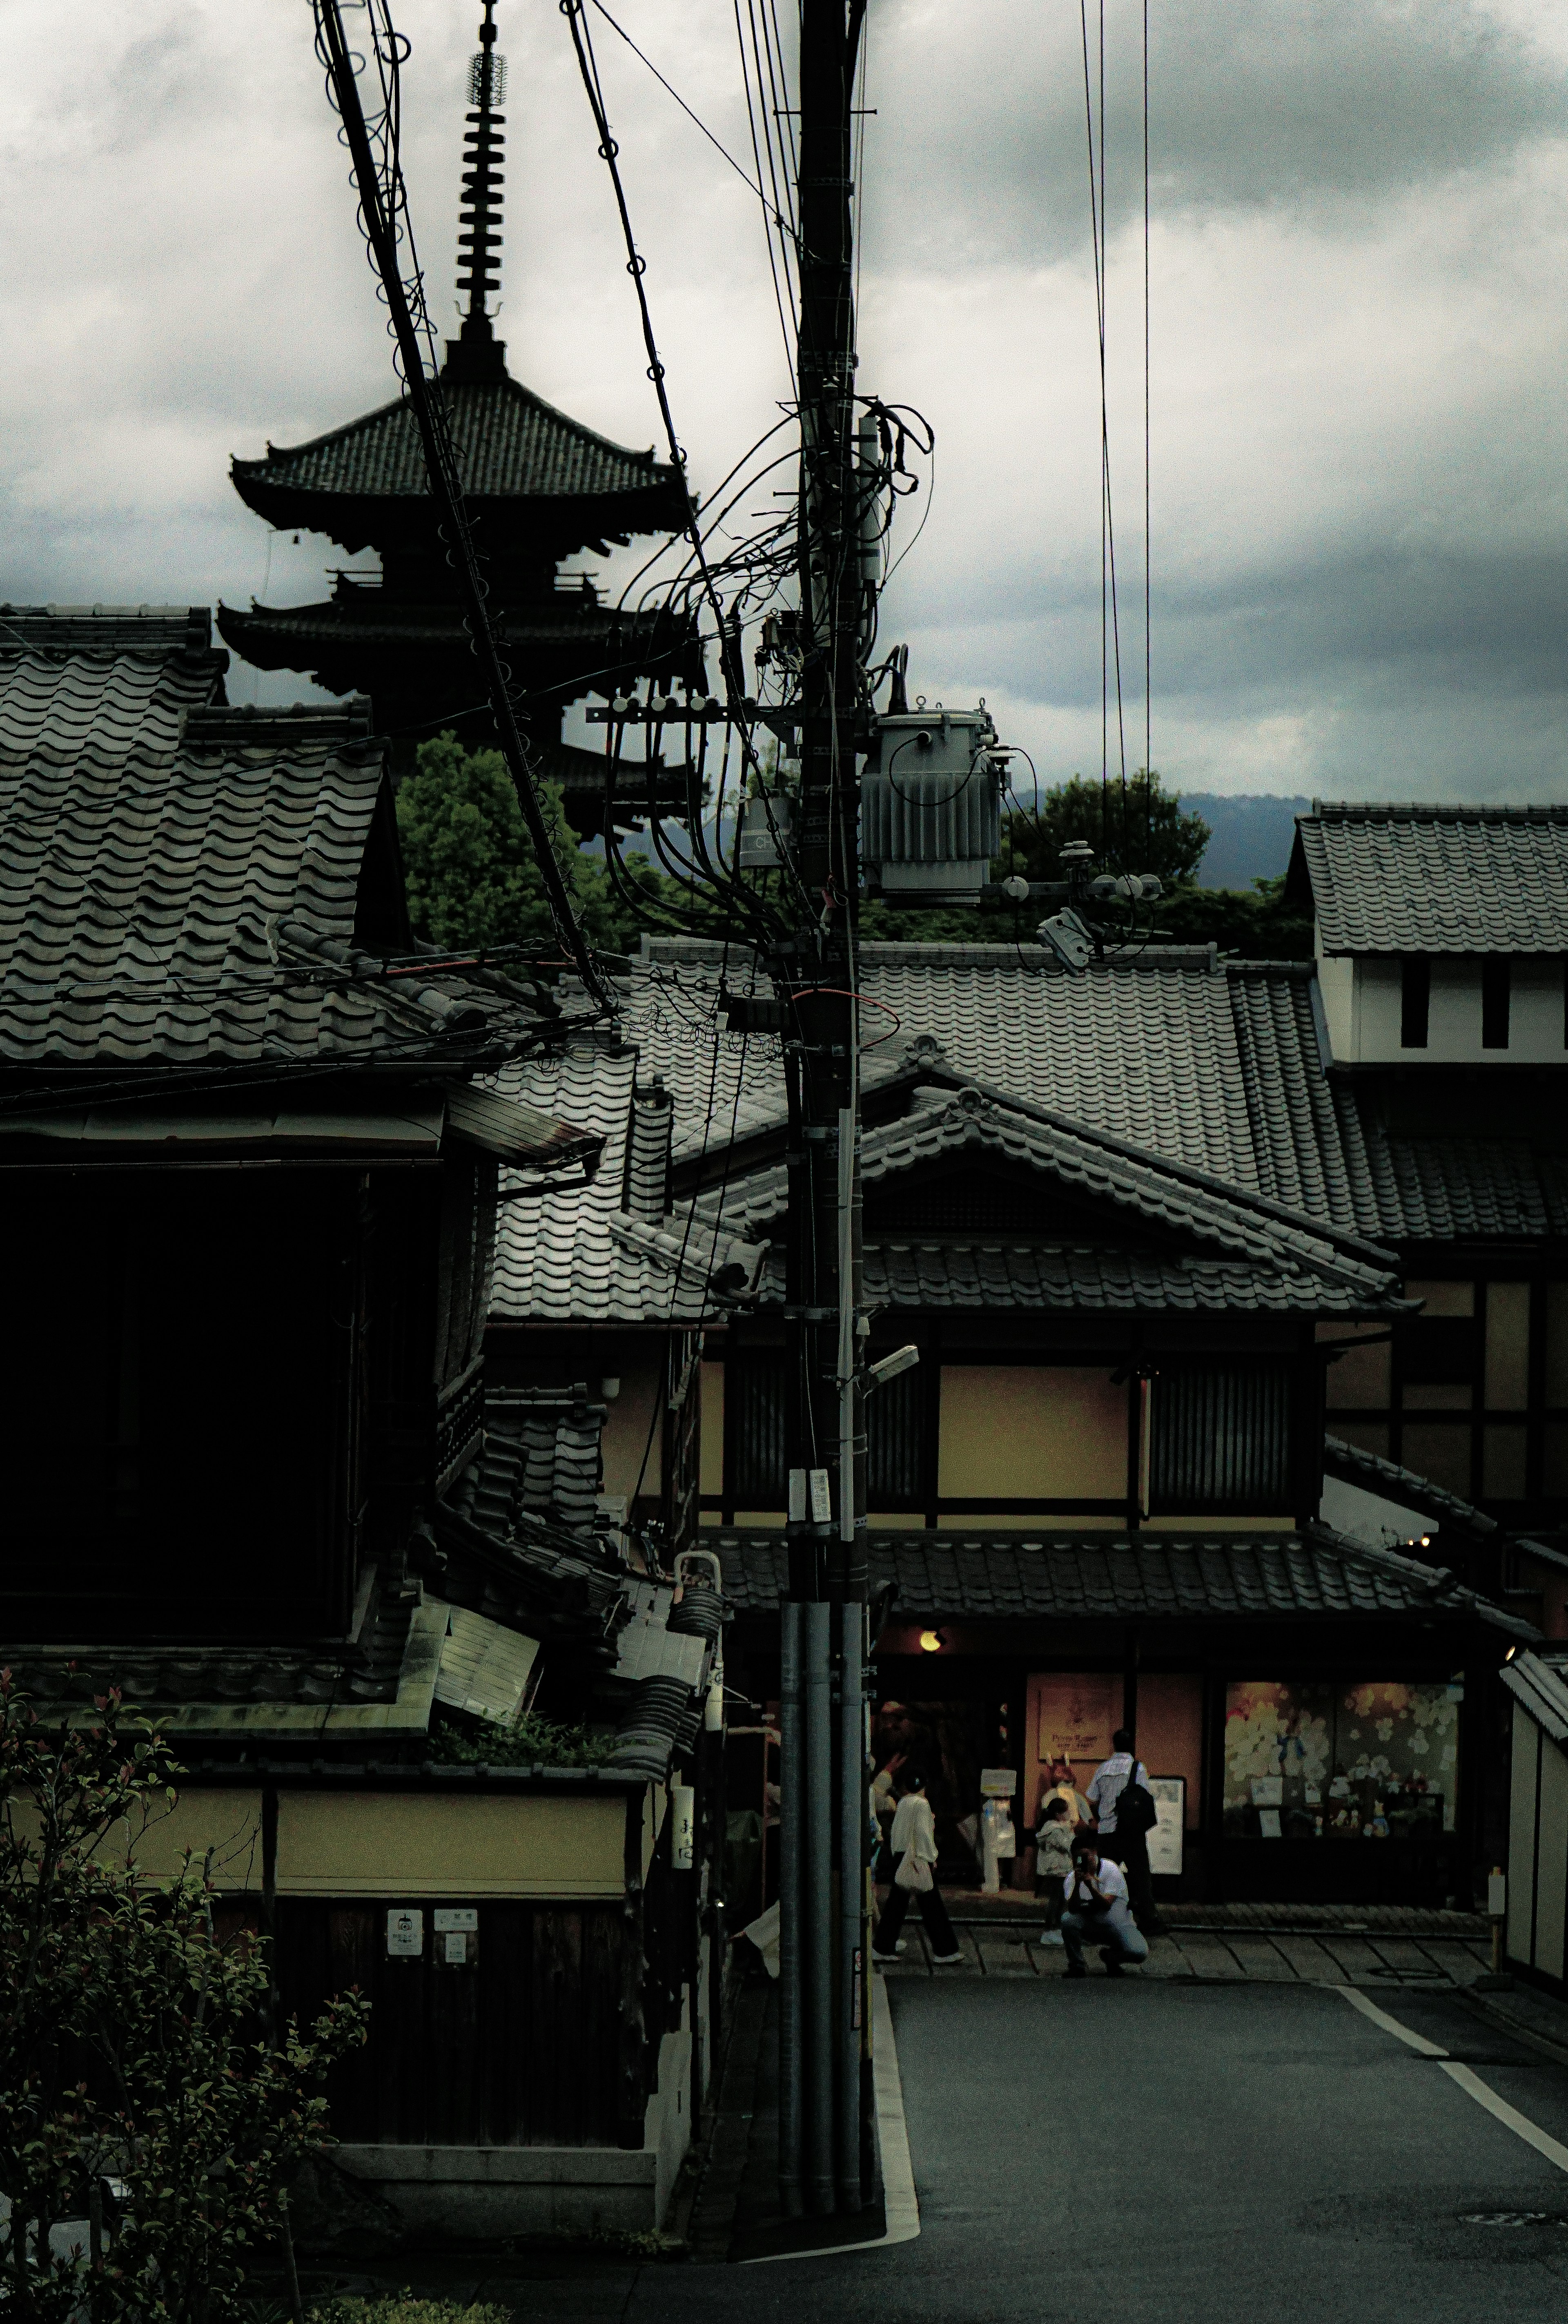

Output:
xmin=1087 ymin=1726 xmax=1166 ymax=1936
xmin=1060 ymin=1836 xmax=1149 ymax=1978
xmin=1033 ymin=1794 xmax=1076 ymax=1946
xmin=872 ymin=1768 xmax=964 ymax=1965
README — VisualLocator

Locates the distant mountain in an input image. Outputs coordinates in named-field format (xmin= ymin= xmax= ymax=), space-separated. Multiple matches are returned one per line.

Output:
xmin=1182 ymin=794 xmax=1311 ymax=890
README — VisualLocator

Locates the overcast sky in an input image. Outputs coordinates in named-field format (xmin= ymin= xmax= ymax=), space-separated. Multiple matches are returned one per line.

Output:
xmin=4 ymin=0 xmax=1568 ymax=801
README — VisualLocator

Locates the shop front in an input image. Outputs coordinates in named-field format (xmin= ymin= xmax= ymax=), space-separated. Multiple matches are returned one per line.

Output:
xmin=715 ymin=1528 xmax=1536 ymax=1911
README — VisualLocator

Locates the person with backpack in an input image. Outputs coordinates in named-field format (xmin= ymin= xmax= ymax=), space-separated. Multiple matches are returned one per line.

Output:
xmin=1060 ymin=1834 xmax=1149 ymax=1978
xmin=1087 ymin=1727 xmax=1167 ymax=1936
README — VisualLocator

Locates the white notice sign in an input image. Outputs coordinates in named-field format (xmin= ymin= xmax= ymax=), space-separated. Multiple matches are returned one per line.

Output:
xmin=444 ymin=1931 xmax=468 ymax=1964
xmin=979 ymin=1767 xmax=1017 ymax=1798
xmin=386 ymin=1908 xmax=424 ymax=1958
xmin=1147 ymin=1777 xmax=1185 ymax=1878
xmin=432 ymin=1908 xmax=478 ymax=1933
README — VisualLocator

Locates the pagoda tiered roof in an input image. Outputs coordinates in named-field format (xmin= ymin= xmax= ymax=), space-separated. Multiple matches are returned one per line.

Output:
xmin=230 ymin=373 xmax=688 ymax=554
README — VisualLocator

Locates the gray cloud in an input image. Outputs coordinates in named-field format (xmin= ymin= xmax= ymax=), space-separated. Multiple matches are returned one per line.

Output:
xmin=4 ymin=0 xmax=1568 ymax=806
xmin=863 ymin=0 xmax=1568 ymax=273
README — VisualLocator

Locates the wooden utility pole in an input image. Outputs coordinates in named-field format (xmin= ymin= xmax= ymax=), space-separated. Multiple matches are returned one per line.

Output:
xmin=776 ymin=0 xmax=870 ymax=2226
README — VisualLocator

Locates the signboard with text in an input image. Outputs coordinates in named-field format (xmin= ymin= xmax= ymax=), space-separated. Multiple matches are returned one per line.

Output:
xmin=1036 ymin=1673 xmax=1121 ymax=1765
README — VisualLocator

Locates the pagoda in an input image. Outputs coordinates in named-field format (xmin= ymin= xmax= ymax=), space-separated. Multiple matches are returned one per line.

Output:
xmin=218 ymin=1 xmax=697 ymax=825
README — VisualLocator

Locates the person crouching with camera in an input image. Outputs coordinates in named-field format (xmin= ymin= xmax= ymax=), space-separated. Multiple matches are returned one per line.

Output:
xmin=1060 ymin=1834 xmax=1150 ymax=1979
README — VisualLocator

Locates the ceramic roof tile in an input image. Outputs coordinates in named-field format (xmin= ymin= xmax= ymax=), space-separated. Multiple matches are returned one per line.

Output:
xmin=231 ymin=377 xmax=684 ymax=511
xmin=1295 ymin=801 xmax=1568 ymax=954
xmin=0 ymin=622 xmax=514 ymax=1069
xmin=714 ymin=1528 xmax=1533 ymax=1633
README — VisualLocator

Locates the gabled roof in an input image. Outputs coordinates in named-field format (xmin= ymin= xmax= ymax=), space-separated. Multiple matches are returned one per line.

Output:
xmin=715 ymin=1526 xmax=1538 ymax=1635
xmin=1289 ymin=801 xmax=1568 ymax=954
xmin=1323 ymin=1433 xmax=1500 ymax=1541
xmin=0 ymin=625 xmax=541 ymax=1072
xmin=230 ymin=376 xmax=686 ymax=535
xmin=1503 ymin=1649 xmax=1568 ymax=1744
xmin=706 ymin=1082 xmax=1403 ymax=1314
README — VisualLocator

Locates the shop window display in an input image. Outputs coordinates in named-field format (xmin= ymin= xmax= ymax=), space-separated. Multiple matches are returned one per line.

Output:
xmin=1223 ymin=1679 xmax=1458 ymax=1840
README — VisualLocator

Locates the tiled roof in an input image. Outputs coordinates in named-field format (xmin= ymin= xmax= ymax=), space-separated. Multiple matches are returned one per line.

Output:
xmin=715 ymin=1528 xmax=1536 ymax=1634
xmin=1503 ymin=1650 xmax=1568 ymax=1745
xmin=1292 ymin=801 xmax=1568 ymax=954
xmin=1322 ymin=1433 xmax=1499 ymax=1539
xmin=850 ymin=1242 xmax=1392 ymax=1313
xmin=231 ymin=377 xmax=686 ymax=522
xmin=488 ymin=1035 xmax=772 ymax=1324
xmin=217 ymin=595 xmax=679 ymax=656
xmin=455 ymin=1391 xmax=609 ymax=1536
xmin=0 ymin=611 xmax=227 ymax=773
xmin=712 ymin=1083 xmax=1401 ymax=1313
xmin=0 ymin=640 xmax=517 ymax=1066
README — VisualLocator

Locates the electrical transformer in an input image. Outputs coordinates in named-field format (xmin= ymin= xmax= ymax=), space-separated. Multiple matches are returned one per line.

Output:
xmin=860 ymin=704 xmax=1002 ymax=899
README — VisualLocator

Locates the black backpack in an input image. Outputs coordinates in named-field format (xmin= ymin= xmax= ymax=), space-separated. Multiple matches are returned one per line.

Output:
xmin=1117 ymin=1766 xmax=1158 ymax=1837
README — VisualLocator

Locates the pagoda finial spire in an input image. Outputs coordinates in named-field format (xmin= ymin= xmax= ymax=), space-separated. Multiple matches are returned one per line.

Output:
xmin=446 ymin=0 xmax=508 ymax=381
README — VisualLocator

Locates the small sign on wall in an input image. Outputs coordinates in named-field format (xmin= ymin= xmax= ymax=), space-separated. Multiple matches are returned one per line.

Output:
xmin=1147 ymin=1778 xmax=1185 ymax=1877
xmin=386 ymin=1908 xmax=424 ymax=1958
xmin=433 ymin=1906 xmax=479 ymax=1967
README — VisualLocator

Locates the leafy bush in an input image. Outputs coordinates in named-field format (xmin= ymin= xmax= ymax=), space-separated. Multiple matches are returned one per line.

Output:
xmin=307 ymin=2298 xmax=512 ymax=2324
xmin=0 ymin=1670 xmax=368 ymax=2324
xmin=425 ymin=1712 xmax=617 ymax=1770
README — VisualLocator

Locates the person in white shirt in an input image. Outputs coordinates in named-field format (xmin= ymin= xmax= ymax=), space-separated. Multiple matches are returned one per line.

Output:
xmin=872 ymin=1769 xmax=964 ymax=1965
xmin=1087 ymin=1726 xmax=1165 ymax=1936
xmin=1060 ymin=1836 xmax=1149 ymax=1977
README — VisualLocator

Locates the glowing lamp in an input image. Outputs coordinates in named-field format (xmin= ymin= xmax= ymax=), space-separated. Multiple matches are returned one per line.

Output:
xmin=918 ymin=1628 xmax=944 ymax=1654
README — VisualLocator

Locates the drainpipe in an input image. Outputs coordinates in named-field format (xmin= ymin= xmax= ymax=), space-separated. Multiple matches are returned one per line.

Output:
xmin=835 ymin=1598 xmax=864 ymax=2211
xmin=778 ymin=1604 xmax=803 ymax=2217
xmin=804 ymin=1600 xmax=835 ymax=2213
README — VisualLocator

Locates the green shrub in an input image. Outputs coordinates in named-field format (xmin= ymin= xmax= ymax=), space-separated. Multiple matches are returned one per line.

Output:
xmin=425 ymin=1711 xmax=617 ymax=1769
xmin=307 ymin=2299 xmax=512 ymax=2324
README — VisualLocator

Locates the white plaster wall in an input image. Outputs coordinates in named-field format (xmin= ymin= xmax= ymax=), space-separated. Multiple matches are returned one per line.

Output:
xmin=1345 ymin=954 xmax=1567 ymax=1064
xmin=643 ymin=2021 xmax=694 ymax=2224
xmin=1512 ymin=959 xmax=1567 ymax=1058
xmin=1354 ymin=957 xmax=1402 ymax=1060
xmin=1317 ymin=950 xmax=1356 ymax=1061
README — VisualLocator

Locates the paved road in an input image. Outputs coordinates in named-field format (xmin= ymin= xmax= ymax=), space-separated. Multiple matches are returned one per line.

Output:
xmin=341 ymin=1979 xmax=1568 ymax=2324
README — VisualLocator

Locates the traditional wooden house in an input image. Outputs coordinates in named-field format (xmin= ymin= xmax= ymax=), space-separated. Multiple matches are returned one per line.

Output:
xmin=1288 ymin=803 xmax=1568 ymax=1533
xmin=0 ymin=607 xmax=724 ymax=2237
xmin=217 ymin=2 xmax=697 ymax=812
xmin=486 ymin=933 xmax=1539 ymax=1909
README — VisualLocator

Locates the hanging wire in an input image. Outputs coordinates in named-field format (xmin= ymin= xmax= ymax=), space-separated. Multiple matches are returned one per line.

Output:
xmin=310 ymin=0 xmax=611 ymax=1003
xmin=1143 ymin=0 xmax=1153 ymax=857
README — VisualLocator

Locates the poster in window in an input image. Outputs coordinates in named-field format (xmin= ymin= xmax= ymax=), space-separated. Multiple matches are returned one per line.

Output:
xmin=1036 ymin=1673 xmax=1121 ymax=1764
xmin=1147 ymin=1776 xmax=1185 ymax=1876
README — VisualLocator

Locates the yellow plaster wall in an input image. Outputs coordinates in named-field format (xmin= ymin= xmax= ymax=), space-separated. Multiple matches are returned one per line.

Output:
xmin=601 ymin=1365 xmax=663 ymax=1499
xmin=938 ymin=1367 xmax=1127 ymax=1501
xmin=275 ymin=1793 xmax=627 ymax=1898
xmin=128 ymin=1790 xmax=265 ymax=1886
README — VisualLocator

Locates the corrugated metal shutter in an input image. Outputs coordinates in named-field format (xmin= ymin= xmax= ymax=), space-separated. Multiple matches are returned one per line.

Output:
xmin=729 ymin=1350 xmax=787 ymax=1506
xmin=1149 ymin=1364 xmax=1292 ymax=1512
xmin=867 ymin=1363 xmax=922 ymax=1507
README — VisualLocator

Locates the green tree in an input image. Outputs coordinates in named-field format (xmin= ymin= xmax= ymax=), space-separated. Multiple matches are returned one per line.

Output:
xmin=0 ymin=1671 xmax=368 ymax=2324
xmin=1149 ymin=872 xmax=1313 ymax=959
xmin=1000 ymin=767 xmax=1210 ymax=887
xmin=396 ymin=732 xmax=702 ymax=958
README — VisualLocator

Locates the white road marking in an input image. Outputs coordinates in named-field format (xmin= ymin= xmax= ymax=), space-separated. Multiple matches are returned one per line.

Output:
xmin=1332 ymin=1984 xmax=1450 ymax=2056
xmin=742 ymin=1968 xmax=920 ymax=2263
xmin=1331 ymin=1985 xmax=1568 ymax=2178
xmin=1441 ymin=2063 xmax=1568 ymax=2175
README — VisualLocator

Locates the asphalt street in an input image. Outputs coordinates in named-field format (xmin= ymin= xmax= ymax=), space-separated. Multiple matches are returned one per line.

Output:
xmin=350 ymin=1979 xmax=1568 ymax=2324
xmin=648 ymin=1978 xmax=1568 ymax=2324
